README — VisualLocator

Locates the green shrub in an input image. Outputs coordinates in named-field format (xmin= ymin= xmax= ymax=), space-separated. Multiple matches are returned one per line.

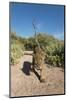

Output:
xmin=11 ymin=42 xmax=25 ymax=65
xmin=10 ymin=32 xmax=25 ymax=65
xmin=10 ymin=32 xmax=64 ymax=68
xmin=45 ymin=42 xmax=64 ymax=67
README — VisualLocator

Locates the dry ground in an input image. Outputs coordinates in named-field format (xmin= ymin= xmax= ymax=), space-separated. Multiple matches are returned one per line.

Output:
xmin=11 ymin=51 xmax=64 ymax=97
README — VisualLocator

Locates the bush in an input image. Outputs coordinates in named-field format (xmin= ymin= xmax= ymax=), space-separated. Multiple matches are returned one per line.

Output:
xmin=10 ymin=32 xmax=25 ymax=65
xmin=11 ymin=42 xmax=25 ymax=65
xmin=45 ymin=41 xmax=64 ymax=67
xmin=10 ymin=32 xmax=64 ymax=68
xmin=25 ymin=33 xmax=64 ymax=68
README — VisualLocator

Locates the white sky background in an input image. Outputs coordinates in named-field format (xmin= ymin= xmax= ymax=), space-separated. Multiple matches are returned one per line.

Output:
xmin=53 ymin=33 xmax=64 ymax=40
xmin=0 ymin=0 xmax=67 ymax=100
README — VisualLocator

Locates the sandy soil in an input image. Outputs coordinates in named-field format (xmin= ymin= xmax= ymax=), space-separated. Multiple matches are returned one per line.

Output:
xmin=11 ymin=51 xmax=64 ymax=97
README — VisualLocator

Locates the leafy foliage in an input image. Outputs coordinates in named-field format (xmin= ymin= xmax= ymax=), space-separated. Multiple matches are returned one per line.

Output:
xmin=25 ymin=33 xmax=64 ymax=68
xmin=11 ymin=32 xmax=25 ymax=65
xmin=45 ymin=41 xmax=64 ymax=67
xmin=10 ymin=32 xmax=64 ymax=68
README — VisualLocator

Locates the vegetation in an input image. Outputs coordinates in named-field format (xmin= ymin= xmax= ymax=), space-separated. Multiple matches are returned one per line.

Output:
xmin=26 ymin=33 xmax=64 ymax=68
xmin=11 ymin=32 xmax=25 ymax=65
xmin=11 ymin=32 xmax=64 ymax=68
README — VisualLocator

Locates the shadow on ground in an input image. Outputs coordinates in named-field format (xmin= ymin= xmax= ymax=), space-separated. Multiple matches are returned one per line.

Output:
xmin=21 ymin=61 xmax=40 ymax=81
xmin=21 ymin=61 xmax=31 ymax=75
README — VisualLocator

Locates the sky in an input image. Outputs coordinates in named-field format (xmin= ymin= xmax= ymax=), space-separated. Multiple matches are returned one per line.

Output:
xmin=10 ymin=2 xmax=65 ymax=40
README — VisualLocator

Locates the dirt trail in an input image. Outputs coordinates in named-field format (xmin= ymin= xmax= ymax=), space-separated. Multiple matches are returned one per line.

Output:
xmin=11 ymin=51 xmax=64 ymax=97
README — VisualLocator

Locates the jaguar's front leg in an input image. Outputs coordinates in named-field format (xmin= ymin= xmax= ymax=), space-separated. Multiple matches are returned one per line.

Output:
xmin=40 ymin=64 xmax=46 ymax=82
